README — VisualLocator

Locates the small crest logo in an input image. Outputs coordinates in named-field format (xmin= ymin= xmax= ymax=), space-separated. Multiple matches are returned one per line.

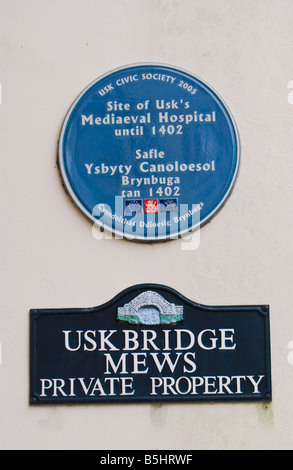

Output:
xmin=124 ymin=199 xmax=143 ymax=215
xmin=117 ymin=291 xmax=184 ymax=325
xmin=159 ymin=198 xmax=178 ymax=212
xmin=144 ymin=199 xmax=158 ymax=214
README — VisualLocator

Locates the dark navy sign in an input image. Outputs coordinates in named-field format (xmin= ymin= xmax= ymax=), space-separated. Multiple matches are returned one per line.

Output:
xmin=58 ymin=64 xmax=240 ymax=241
xmin=30 ymin=285 xmax=271 ymax=404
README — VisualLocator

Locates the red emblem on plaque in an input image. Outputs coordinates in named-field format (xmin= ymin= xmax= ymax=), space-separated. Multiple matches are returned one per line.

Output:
xmin=144 ymin=199 xmax=158 ymax=214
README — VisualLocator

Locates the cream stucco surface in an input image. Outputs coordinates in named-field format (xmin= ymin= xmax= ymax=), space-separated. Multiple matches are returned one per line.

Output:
xmin=1 ymin=0 xmax=293 ymax=449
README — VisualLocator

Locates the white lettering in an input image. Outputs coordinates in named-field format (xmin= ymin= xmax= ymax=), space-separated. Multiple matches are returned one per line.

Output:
xmin=99 ymin=330 xmax=119 ymax=351
xmin=247 ymin=375 xmax=264 ymax=393
xmin=197 ymin=329 xmax=218 ymax=350
xmin=104 ymin=353 xmax=128 ymax=374
xmin=175 ymin=329 xmax=195 ymax=350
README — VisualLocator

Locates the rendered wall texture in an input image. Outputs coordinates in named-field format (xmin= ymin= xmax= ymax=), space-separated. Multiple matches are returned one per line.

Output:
xmin=1 ymin=0 xmax=293 ymax=450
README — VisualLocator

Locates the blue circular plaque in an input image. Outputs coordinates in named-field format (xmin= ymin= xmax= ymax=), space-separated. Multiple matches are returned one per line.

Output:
xmin=58 ymin=64 xmax=240 ymax=241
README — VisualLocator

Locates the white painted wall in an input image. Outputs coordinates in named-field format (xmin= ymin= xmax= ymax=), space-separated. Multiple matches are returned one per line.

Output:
xmin=1 ymin=0 xmax=293 ymax=450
